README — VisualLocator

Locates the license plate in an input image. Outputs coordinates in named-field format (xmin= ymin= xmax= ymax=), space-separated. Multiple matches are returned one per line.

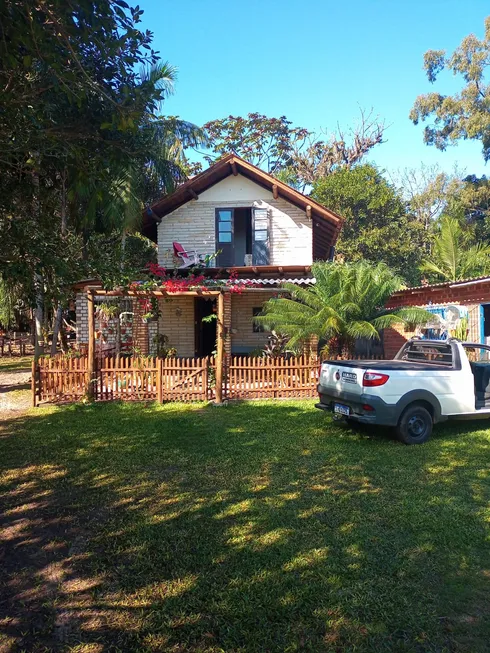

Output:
xmin=334 ymin=403 xmax=350 ymax=416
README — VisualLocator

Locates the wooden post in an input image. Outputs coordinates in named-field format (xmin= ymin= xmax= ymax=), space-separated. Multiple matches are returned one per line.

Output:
xmin=87 ymin=290 xmax=95 ymax=400
xmin=215 ymin=292 xmax=225 ymax=404
xmin=31 ymin=359 xmax=37 ymax=407
xmin=157 ymin=357 xmax=163 ymax=403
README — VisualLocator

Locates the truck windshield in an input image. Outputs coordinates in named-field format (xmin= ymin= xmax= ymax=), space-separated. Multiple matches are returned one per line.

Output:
xmin=397 ymin=341 xmax=453 ymax=366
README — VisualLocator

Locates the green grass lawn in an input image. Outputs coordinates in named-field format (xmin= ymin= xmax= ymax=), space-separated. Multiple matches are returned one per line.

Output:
xmin=0 ymin=401 xmax=489 ymax=652
xmin=0 ymin=354 xmax=33 ymax=371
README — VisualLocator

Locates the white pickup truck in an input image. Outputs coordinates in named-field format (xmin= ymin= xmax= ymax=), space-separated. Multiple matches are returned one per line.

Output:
xmin=316 ymin=339 xmax=490 ymax=444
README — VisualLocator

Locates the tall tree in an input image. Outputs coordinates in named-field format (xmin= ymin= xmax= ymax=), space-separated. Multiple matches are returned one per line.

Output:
xmin=0 ymin=1 xmax=205 ymax=352
xmin=390 ymin=164 xmax=464 ymax=230
xmin=291 ymin=109 xmax=386 ymax=188
xmin=199 ymin=110 xmax=386 ymax=188
xmin=410 ymin=17 xmax=490 ymax=159
xmin=312 ymin=164 xmax=427 ymax=284
xmin=202 ymin=114 xmax=308 ymax=174
xmin=420 ymin=216 xmax=490 ymax=282
xmin=255 ymin=261 xmax=432 ymax=357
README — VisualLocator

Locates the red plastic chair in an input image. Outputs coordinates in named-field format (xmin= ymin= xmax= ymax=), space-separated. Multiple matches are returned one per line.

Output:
xmin=172 ymin=242 xmax=205 ymax=268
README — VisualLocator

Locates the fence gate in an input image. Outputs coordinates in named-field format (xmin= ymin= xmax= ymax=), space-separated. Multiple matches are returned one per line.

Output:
xmin=160 ymin=357 xmax=211 ymax=402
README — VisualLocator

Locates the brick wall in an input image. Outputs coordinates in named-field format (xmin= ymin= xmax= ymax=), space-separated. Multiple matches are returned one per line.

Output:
xmin=76 ymin=293 xmax=88 ymax=343
xmin=223 ymin=292 xmax=231 ymax=356
xmin=158 ymin=296 xmax=195 ymax=357
xmin=383 ymin=282 xmax=490 ymax=358
xmin=387 ymin=282 xmax=490 ymax=309
xmin=148 ymin=321 xmax=158 ymax=356
xmin=157 ymin=198 xmax=312 ymax=268
xmin=132 ymin=298 xmax=149 ymax=355
xmin=76 ymin=294 xmax=135 ymax=351
xmin=384 ymin=323 xmax=416 ymax=359
xmin=231 ymin=291 xmax=277 ymax=353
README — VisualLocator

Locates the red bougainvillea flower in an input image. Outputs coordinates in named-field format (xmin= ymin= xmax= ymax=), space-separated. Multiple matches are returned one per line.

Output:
xmin=146 ymin=262 xmax=167 ymax=278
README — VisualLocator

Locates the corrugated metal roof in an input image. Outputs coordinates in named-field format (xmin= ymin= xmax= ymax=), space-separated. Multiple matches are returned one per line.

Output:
xmin=238 ymin=278 xmax=316 ymax=286
xmin=395 ymin=275 xmax=490 ymax=293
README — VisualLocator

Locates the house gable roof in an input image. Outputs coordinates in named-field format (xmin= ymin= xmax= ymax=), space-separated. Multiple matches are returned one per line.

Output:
xmin=148 ymin=154 xmax=343 ymax=233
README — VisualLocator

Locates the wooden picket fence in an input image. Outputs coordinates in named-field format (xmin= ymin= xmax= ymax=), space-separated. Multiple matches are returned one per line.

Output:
xmin=33 ymin=355 xmax=211 ymax=404
xmin=224 ymin=354 xmax=318 ymax=400
xmin=1 ymin=334 xmax=32 ymax=357
xmin=34 ymin=355 xmax=88 ymax=404
xmin=33 ymin=353 xmax=384 ymax=405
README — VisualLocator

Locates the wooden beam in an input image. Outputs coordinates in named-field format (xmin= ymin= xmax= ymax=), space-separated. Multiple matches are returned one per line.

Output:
xmin=306 ymin=205 xmax=312 ymax=219
xmin=31 ymin=359 xmax=37 ymax=407
xmin=156 ymin=357 xmax=163 ymax=403
xmin=230 ymin=161 xmax=238 ymax=176
xmin=215 ymin=292 xmax=225 ymax=404
xmin=272 ymin=184 xmax=278 ymax=200
xmin=189 ymin=188 xmax=198 ymax=200
xmin=87 ymin=290 xmax=95 ymax=400
xmin=92 ymin=289 xmax=221 ymax=297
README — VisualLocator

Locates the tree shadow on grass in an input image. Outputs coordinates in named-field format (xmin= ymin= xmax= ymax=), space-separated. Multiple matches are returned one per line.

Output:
xmin=0 ymin=401 xmax=489 ymax=652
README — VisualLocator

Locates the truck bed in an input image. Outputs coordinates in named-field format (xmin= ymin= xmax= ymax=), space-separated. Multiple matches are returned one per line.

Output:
xmin=323 ymin=359 xmax=452 ymax=371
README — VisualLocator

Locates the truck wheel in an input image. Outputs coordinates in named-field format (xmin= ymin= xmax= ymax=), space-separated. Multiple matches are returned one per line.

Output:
xmin=396 ymin=403 xmax=433 ymax=445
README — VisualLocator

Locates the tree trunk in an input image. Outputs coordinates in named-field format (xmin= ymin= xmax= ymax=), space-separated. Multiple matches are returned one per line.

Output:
xmin=50 ymin=306 xmax=62 ymax=356
xmin=120 ymin=230 xmax=127 ymax=272
xmin=50 ymin=169 xmax=67 ymax=356
xmin=34 ymin=272 xmax=44 ymax=360
xmin=339 ymin=336 xmax=355 ymax=360
xmin=32 ymin=163 xmax=44 ymax=360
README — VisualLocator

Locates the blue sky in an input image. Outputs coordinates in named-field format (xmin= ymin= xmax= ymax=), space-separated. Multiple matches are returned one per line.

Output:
xmin=141 ymin=0 xmax=489 ymax=177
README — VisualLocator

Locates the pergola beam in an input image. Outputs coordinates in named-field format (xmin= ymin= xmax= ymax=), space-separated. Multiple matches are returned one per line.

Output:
xmin=214 ymin=292 xmax=225 ymax=404
xmin=87 ymin=289 xmax=95 ymax=400
xmin=89 ymin=289 xmax=222 ymax=297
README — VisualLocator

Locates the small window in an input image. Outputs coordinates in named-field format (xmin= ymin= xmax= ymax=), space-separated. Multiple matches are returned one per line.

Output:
xmin=253 ymin=307 xmax=264 ymax=333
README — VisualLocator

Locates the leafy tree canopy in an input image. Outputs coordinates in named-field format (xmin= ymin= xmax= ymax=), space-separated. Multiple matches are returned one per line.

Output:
xmin=311 ymin=164 xmax=426 ymax=284
xmin=0 ymin=0 xmax=204 ymax=345
xmin=410 ymin=17 xmax=490 ymax=160
xmin=202 ymin=114 xmax=309 ymax=174
xmin=199 ymin=110 xmax=386 ymax=188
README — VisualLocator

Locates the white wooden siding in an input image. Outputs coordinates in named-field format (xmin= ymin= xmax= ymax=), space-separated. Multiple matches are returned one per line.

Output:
xmin=157 ymin=176 xmax=312 ymax=268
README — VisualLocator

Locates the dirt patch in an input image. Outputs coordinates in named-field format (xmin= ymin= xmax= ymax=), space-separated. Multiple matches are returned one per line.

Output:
xmin=0 ymin=369 xmax=32 ymax=418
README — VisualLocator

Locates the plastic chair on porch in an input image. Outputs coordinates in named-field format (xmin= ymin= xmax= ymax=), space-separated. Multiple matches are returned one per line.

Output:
xmin=172 ymin=241 xmax=206 ymax=268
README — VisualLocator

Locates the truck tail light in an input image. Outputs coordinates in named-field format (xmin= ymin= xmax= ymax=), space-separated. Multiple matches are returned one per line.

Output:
xmin=362 ymin=372 xmax=390 ymax=387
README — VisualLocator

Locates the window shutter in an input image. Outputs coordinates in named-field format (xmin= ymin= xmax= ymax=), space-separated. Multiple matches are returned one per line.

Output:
xmin=252 ymin=207 xmax=270 ymax=265
xmin=215 ymin=208 xmax=234 ymax=266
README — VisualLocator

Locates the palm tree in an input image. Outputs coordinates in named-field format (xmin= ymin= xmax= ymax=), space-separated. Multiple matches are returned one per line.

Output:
xmin=255 ymin=261 xmax=432 ymax=356
xmin=420 ymin=216 xmax=490 ymax=282
xmin=71 ymin=62 xmax=208 ymax=240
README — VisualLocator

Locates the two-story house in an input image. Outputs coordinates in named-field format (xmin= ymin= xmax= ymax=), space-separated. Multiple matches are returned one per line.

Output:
xmin=76 ymin=154 xmax=343 ymax=357
xmin=144 ymin=154 xmax=342 ymax=356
